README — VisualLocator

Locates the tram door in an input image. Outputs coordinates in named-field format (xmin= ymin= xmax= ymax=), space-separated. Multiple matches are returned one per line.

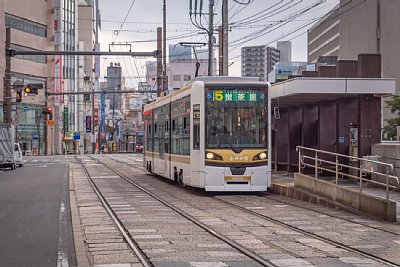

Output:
xmin=158 ymin=107 xmax=171 ymax=179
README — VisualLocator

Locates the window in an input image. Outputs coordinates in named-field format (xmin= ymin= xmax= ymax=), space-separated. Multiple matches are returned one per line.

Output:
xmin=173 ymin=75 xmax=181 ymax=81
xmin=183 ymin=75 xmax=191 ymax=81
xmin=5 ymin=13 xmax=47 ymax=37
xmin=206 ymin=88 xmax=267 ymax=149
xmin=193 ymin=105 xmax=200 ymax=150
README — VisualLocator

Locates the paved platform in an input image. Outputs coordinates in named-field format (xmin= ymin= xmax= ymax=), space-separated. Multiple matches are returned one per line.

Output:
xmin=271 ymin=171 xmax=400 ymax=222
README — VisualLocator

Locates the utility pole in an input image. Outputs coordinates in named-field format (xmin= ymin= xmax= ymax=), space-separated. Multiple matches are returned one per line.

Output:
xmin=163 ymin=0 xmax=167 ymax=93
xmin=208 ymin=0 xmax=215 ymax=76
xmin=4 ymin=28 xmax=12 ymax=124
xmin=93 ymin=0 xmax=100 ymax=154
xmin=157 ymin=27 xmax=163 ymax=97
xmin=222 ymin=0 xmax=229 ymax=76
xmin=218 ymin=26 xmax=223 ymax=76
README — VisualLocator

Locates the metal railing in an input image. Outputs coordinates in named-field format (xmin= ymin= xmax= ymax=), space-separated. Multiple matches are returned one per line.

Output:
xmin=296 ymin=146 xmax=400 ymax=200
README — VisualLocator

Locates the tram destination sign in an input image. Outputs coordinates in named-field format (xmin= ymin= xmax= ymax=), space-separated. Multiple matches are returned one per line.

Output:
xmin=208 ymin=89 xmax=264 ymax=102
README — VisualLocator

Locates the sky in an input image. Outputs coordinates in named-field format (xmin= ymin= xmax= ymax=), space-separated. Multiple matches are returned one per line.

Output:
xmin=99 ymin=0 xmax=340 ymax=88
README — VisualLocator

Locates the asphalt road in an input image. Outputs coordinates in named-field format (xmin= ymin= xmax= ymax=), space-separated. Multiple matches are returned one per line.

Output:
xmin=0 ymin=161 xmax=76 ymax=267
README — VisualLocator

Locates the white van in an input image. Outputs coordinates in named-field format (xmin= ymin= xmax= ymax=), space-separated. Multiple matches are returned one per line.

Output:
xmin=14 ymin=143 xmax=23 ymax=167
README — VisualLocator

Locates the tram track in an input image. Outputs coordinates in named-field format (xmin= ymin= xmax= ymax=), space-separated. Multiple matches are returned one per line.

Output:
xmin=77 ymin=157 xmax=153 ymax=267
xmin=82 ymin=155 xmax=277 ymax=267
xmin=103 ymin=154 xmax=400 ymax=235
xmin=97 ymin=154 xmax=400 ymax=267
xmin=213 ymin=196 xmax=400 ymax=267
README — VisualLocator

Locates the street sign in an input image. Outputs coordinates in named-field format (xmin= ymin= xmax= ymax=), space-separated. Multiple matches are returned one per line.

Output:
xmin=339 ymin=136 xmax=345 ymax=143
xmin=23 ymin=106 xmax=29 ymax=112
xmin=73 ymin=132 xmax=80 ymax=140
xmin=86 ymin=116 xmax=92 ymax=133
xmin=47 ymin=120 xmax=55 ymax=126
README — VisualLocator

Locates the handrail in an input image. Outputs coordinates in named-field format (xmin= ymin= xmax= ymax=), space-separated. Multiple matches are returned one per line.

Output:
xmin=296 ymin=146 xmax=400 ymax=200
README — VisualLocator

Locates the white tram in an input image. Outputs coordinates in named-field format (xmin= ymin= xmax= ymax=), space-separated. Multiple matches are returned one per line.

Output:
xmin=143 ymin=77 xmax=271 ymax=191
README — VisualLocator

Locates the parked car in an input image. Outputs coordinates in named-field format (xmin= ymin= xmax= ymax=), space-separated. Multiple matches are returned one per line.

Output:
xmin=14 ymin=143 xmax=23 ymax=167
xmin=135 ymin=144 xmax=143 ymax=153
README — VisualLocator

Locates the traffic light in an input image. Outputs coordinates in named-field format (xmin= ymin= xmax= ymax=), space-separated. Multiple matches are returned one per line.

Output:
xmin=24 ymin=83 xmax=42 ymax=95
xmin=24 ymin=86 xmax=38 ymax=95
xmin=16 ymin=91 xmax=22 ymax=102
xmin=47 ymin=106 xmax=53 ymax=120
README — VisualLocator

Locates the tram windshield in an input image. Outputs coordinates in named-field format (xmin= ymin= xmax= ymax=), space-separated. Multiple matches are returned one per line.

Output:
xmin=206 ymin=88 xmax=267 ymax=149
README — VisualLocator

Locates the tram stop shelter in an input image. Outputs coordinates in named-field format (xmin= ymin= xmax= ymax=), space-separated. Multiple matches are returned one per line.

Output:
xmin=270 ymin=54 xmax=396 ymax=172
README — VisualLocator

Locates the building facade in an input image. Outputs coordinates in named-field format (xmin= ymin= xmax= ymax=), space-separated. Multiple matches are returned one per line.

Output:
xmin=307 ymin=0 xmax=400 ymax=132
xmin=1 ymin=0 xmax=55 ymax=155
xmin=144 ymin=58 xmax=214 ymax=93
xmin=241 ymin=45 xmax=280 ymax=81
xmin=106 ymin=63 xmax=123 ymax=111
xmin=77 ymin=0 xmax=99 ymax=153
xmin=277 ymin=41 xmax=292 ymax=62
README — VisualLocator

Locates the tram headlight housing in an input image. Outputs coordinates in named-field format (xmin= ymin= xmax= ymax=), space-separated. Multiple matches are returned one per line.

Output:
xmin=253 ymin=152 xmax=267 ymax=161
xmin=206 ymin=152 xmax=223 ymax=161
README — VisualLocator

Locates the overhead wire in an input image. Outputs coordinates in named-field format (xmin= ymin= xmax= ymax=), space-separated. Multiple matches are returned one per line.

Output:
xmin=227 ymin=0 xmax=361 ymax=64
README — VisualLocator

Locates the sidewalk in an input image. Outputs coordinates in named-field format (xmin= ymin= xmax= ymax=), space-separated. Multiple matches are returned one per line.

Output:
xmin=271 ymin=171 xmax=400 ymax=222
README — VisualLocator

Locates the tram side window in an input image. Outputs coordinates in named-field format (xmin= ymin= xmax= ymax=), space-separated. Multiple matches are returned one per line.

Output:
xmin=182 ymin=115 xmax=190 ymax=155
xmin=170 ymin=96 xmax=191 ymax=156
xmin=193 ymin=104 xmax=200 ymax=150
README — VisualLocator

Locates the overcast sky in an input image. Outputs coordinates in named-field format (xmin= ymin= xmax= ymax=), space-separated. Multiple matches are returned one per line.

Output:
xmin=98 ymin=0 xmax=339 ymax=88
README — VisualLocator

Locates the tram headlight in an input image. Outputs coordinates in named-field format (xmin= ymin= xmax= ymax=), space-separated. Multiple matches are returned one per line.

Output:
xmin=206 ymin=152 xmax=223 ymax=161
xmin=253 ymin=152 xmax=267 ymax=161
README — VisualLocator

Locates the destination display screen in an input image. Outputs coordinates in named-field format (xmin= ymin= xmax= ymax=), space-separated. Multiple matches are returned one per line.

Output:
xmin=207 ymin=89 xmax=265 ymax=102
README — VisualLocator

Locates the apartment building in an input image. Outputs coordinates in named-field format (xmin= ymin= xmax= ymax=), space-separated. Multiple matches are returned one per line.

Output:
xmin=241 ymin=45 xmax=280 ymax=81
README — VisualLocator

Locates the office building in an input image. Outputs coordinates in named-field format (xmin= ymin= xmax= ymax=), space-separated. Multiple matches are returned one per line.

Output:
xmin=0 ymin=0 xmax=54 ymax=155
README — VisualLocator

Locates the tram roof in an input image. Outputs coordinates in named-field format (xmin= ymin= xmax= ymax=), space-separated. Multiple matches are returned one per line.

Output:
xmin=271 ymin=77 xmax=395 ymax=107
xmin=194 ymin=76 xmax=267 ymax=86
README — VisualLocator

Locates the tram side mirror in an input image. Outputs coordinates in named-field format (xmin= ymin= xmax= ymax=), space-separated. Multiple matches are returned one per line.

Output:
xmin=273 ymin=107 xmax=280 ymax=120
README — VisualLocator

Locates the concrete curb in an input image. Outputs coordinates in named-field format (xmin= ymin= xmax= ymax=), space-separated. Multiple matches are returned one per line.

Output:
xmin=69 ymin=165 xmax=92 ymax=267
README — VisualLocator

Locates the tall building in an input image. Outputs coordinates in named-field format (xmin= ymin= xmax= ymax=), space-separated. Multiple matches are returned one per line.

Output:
xmin=0 ymin=0 xmax=54 ymax=155
xmin=241 ymin=45 xmax=280 ymax=81
xmin=77 ymin=0 xmax=100 ymax=154
xmin=53 ymin=0 xmax=79 ymax=154
xmin=106 ymin=63 xmax=123 ymax=112
xmin=307 ymin=0 xmax=400 ymax=133
xmin=277 ymin=41 xmax=292 ymax=62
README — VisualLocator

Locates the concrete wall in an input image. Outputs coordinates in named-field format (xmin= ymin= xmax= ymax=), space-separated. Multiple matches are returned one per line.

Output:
xmin=294 ymin=173 xmax=397 ymax=222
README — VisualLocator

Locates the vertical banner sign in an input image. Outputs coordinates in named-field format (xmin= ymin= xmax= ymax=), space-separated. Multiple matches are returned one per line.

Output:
xmin=63 ymin=107 xmax=69 ymax=133
xmin=54 ymin=0 xmax=61 ymax=45
xmin=54 ymin=56 xmax=62 ymax=106
xmin=93 ymin=108 xmax=98 ymax=127
xmin=101 ymin=92 xmax=105 ymax=133
xmin=86 ymin=116 xmax=92 ymax=133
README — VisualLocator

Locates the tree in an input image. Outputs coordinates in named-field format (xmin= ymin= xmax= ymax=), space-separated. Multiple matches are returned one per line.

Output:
xmin=383 ymin=96 xmax=400 ymax=140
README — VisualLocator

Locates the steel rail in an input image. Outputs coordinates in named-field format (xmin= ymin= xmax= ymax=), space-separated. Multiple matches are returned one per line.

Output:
xmin=89 ymin=155 xmax=279 ymax=267
xmin=77 ymin=157 xmax=153 ymax=267
xmin=215 ymin=197 xmax=400 ymax=267
xmin=104 ymin=154 xmax=400 ymax=235
xmin=100 ymin=155 xmax=400 ymax=265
